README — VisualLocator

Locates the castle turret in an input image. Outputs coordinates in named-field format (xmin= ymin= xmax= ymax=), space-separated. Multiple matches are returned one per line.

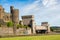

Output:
xmin=10 ymin=6 xmax=19 ymax=24
xmin=10 ymin=6 xmax=14 ymax=14
xmin=0 ymin=5 xmax=5 ymax=20
xmin=10 ymin=6 xmax=14 ymax=22
xmin=10 ymin=6 xmax=19 ymax=34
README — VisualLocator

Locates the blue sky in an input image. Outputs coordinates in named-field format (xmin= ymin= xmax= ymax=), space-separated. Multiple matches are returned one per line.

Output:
xmin=0 ymin=0 xmax=60 ymax=26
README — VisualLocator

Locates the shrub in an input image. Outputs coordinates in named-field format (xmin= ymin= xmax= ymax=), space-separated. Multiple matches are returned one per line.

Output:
xmin=17 ymin=24 xmax=29 ymax=29
xmin=7 ymin=21 xmax=13 ymax=27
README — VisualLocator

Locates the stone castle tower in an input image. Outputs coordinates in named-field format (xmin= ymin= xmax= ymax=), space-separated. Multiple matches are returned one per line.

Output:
xmin=0 ymin=5 xmax=19 ymax=25
xmin=22 ymin=15 xmax=36 ymax=34
xmin=10 ymin=6 xmax=19 ymax=24
xmin=0 ymin=5 xmax=5 ymax=20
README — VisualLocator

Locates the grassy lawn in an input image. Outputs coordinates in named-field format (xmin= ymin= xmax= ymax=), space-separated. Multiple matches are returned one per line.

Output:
xmin=0 ymin=35 xmax=60 ymax=40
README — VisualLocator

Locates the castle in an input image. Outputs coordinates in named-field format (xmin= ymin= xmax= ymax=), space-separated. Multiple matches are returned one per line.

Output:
xmin=0 ymin=5 xmax=19 ymax=25
xmin=0 ymin=5 xmax=50 ymax=34
xmin=0 ymin=5 xmax=36 ymax=34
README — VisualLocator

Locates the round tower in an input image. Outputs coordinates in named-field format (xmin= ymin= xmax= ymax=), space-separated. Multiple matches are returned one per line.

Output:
xmin=10 ymin=6 xmax=19 ymax=24
xmin=10 ymin=6 xmax=14 ymax=12
xmin=10 ymin=6 xmax=14 ymax=21
xmin=13 ymin=9 xmax=19 ymax=24
xmin=10 ymin=6 xmax=19 ymax=34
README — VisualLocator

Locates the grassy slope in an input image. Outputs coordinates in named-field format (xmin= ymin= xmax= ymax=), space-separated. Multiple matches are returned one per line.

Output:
xmin=0 ymin=35 xmax=60 ymax=40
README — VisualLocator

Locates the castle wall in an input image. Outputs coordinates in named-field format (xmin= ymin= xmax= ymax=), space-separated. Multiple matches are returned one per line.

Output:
xmin=4 ymin=13 xmax=11 ymax=22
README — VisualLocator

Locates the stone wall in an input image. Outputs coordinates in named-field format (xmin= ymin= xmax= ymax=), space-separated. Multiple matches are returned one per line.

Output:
xmin=0 ymin=27 xmax=31 ymax=36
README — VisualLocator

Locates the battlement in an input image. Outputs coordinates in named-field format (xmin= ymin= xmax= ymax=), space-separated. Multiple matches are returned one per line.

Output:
xmin=22 ymin=15 xmax=34 ymax=19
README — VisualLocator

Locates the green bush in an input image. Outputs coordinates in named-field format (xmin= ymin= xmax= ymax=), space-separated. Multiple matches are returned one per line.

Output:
xmin=17 ymin=24 xmax=29 ymax=29
xmin=7 ymin=21 xmax=13 ymax=27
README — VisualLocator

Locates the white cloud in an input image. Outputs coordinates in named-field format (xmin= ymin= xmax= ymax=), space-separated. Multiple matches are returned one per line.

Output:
xmin=22 ymin=0 xmax=59 ymax=15
xmin=21 ymin=0 xmax=60 ymax=26
xmin=42 ymin=0 xmax=49 ymax=6
xmin=22 ymin=0 xmax=40 ymax=15
xmin=42 ymin=0 xmax=58 ymax=7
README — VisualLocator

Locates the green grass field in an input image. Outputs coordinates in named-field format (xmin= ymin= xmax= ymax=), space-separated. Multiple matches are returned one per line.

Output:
xmin=0 ymin=35 xmax=60 ymax=40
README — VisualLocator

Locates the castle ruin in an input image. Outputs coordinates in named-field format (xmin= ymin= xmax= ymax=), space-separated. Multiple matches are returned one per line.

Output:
xmin=0 ymin=5 xmax=50 ymax=34
xmin=0 ymin=5 xmax=19 ymax=25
